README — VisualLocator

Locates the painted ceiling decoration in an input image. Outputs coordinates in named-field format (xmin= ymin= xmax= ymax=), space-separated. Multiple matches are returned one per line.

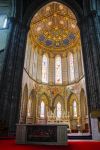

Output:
xmin=29 ymin=2 xmax=80 ymax=53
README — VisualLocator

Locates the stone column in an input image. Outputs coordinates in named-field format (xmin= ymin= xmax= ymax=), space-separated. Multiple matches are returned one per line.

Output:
xmin=79 ymin=14 xmax=100 ymax=111
xmin=77 ymin=49 xmax=83 ymax=78
xmin=26 ymin=39 xmax=32 ymax=73
xmin=37 ymin=51 xmax=42 ymax=82
xmin=79 ymin=0 xmax=100 ymax=139
xmin=24 ymin=41 xmax=28 ymax=69
xmin=62 ymin=55 xmax=67 ymax=85
xmin=29 ymin=45 xmax=33 ymax=76
xmin=49 ymin=55 xmax=55 ymax=85
xmin=66 ymin=55 xmax=70 ymax=84
xmin=0 ymin=18 xmax=12 ymax=121
xmin=34 ymin=48 xmax=38 ymax=81
xmin=0 ymin=19 xmax=29 ymax=135
xmin=81 ymin=0 xmax=100 ymax=110
xmin=9 ymin=24 xmax=29 ymax=134
xmin=73 ymin=49 xmax=79 ymax=81
xmin=80 ymin=46 xmax=84 ymax=76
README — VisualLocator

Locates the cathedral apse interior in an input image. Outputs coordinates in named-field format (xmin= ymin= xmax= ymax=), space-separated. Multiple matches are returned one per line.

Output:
xmin=0 ymin=0 xmax=100 ymax=141
xmin=20 ymin=2 xmax=89 ymax=134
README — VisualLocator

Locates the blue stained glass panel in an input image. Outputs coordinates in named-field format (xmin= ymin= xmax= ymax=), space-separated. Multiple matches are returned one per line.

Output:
xmin=63 ymin=39 xmax=69 ymax=45
xmin=45 ymin=40 xmax=52 ymax=46
xmin=69 ymin=34 xmax=75 ymax=40
xmin=38 ymin=35 xmax=45 ymax=42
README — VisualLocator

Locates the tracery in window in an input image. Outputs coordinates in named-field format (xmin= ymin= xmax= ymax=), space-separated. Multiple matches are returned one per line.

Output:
xmin=69 ymin=53 xmax=74 ymax=82
xmin=55 ymin=55 xmax=62 ymax=84
xmin=73 ymin=100 xmax=77 ymax=117
xmin=42 ymin=54 xmax=48 ymax=83
xmin=57 ymin=102 xmax=62 ymax=118
xmin=40 ymin=101 xmax=45 ymax=118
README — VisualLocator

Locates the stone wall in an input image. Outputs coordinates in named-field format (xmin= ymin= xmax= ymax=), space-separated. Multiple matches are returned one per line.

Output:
xmin=20 ymin=67 xmax=88 ymax=132
xmin=0 ymin=0 xmax=13 ymax=81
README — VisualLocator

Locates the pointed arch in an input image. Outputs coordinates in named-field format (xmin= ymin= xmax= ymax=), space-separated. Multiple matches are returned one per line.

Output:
xmin=26 ymin=88 xmax=37 ymax=123
xmin=53 ymin=94 xmax=64 ymax=105
xmin=38 ymin=93 xmax=49 ymax=120
xmin=23 ymin=0 xmax=83 ymax=27
xmin=53 ymin=94 xmax=64 ymax=117
xmin=39 ymin=92 xmax=50 ymax=105
xmin=55 ymin=55 xmax=62 ymax=84
xmin=67 ymin=93 xmax=79 ymax=117
xmin=53 ymin=94 xmax=64 ymax=106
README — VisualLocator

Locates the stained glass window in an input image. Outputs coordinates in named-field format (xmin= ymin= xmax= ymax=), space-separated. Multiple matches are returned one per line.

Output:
xmin=42 ymin=54 xmax=48 ymax=83
xmin=55 ymin=55 xmax=62 ymax=84
xmin=57 ymin=102 xmax=62 ymax=118
xmin=40 ymin=101 xmax=45 ymax=118
xmin=69 ymin=53 xmax=74 ymax=82
xmin=27 ymin=99 xmax=32 ymax=117
xmin=73 ymin=100 xmax=77 ymax=117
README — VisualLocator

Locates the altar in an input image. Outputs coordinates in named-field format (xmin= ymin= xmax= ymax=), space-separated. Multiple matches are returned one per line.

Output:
xmin=16 ymin=124 xmax=68 ymax=145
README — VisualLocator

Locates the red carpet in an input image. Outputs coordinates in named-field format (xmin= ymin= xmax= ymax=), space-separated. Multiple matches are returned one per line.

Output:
xmin=0 ymin=140 xmax=100 ymax=150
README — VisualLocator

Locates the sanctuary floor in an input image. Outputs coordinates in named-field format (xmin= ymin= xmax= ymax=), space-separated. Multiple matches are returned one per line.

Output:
xmin=0 ymin=140 xmax=100 ymax=150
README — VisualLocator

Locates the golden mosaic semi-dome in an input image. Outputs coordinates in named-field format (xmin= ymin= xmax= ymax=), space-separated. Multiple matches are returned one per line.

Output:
xmin=29 ymin=2 xmax=80 ymax=55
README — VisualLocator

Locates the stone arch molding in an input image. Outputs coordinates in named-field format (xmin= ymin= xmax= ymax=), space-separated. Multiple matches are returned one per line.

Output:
xmin=23 ymin=0 xmax=83 ymax=27
xmin=53 ymin=94 xmax=65 ymax=109
xmin=52 ymin=94 xmax=65 ymax=117
xmin=38 ymin=92 xmax=50 ymax=105
xmin=67 ymin=93 xmax=79 ymax=117
xmin=29 ymin=89 xmax=36 ymax=100
xmin=26 ymin=88 xmax=37 ymax=123
xmin=38 ymin=93 xmax=50 ymax=117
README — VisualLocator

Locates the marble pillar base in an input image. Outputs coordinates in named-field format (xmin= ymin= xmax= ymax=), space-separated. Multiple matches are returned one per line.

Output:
xmin=91 ymin=118 xmax=100 ymax=140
